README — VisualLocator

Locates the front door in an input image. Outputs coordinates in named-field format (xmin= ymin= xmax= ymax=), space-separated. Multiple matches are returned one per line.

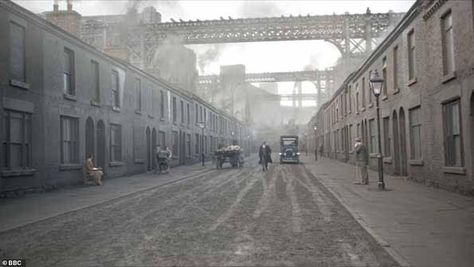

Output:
xmin=85 ymin=117 xmax=95 ymax=160
xmin=470 ymin=93 xmax=474 ymax=176
xmin=152 ymin=128 xmax=157 ymax=170
xmin=399 ymin=108 xmax=408 ymax=176
xmin=146 ymin=127 xmax=151 ymax=171
xmin=392 ymin=111 xmax=400 ymax=175
xmin=96 ymin=120 xmax=106 ymax=169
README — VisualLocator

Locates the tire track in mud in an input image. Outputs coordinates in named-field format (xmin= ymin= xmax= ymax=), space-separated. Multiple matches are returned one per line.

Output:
xmin=292 ymin=164 xmax=334 ymax=222
xmin=0 ymin=159 xmax=401 ymax=267
xmin=0 ymin=164 xmax=261 ymax=266
xmin=281 ymin=166 xmax=303 ymax=234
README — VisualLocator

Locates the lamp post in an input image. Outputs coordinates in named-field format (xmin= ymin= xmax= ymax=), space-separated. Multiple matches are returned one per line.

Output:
xmin=369 ymin=70 xmax=385 ymax=190
xmin=313 ymin=125 xmax=318 ymax=161
xmin=198 ymin=122 xmax=205 ymax=166
xmin=304 ymin=133 xmax=308 ymax=156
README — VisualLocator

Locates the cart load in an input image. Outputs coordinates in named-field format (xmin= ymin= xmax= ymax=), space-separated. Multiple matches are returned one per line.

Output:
xmin=215 ymin=145 xmax=244 ymax=169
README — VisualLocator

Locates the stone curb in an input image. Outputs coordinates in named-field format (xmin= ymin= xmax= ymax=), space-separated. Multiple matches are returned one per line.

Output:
xmin=0 ymin=168 xmax=215 ymax=234
xmin=308 ymin=166 xmax=411 ymax=267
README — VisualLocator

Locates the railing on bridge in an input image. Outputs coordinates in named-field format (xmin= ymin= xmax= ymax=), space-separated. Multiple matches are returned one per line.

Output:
xmin=146 ymin=10 xmax=404 ymax=56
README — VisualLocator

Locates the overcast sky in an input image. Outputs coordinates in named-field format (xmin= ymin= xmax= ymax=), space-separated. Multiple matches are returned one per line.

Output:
xmin=13 ymin=0 xmax=415 ymax=102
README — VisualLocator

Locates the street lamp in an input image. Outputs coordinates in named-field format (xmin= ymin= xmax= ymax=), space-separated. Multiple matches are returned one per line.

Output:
xmin=369 ymin=69 xmax=385 ymax=190
xmin=198 ymin=122 xmax=205 ymax=166
xmin=313 ymin=125 xmax=318 ymax=161
xmin=304 ymin=133 xmax=308 ymax=156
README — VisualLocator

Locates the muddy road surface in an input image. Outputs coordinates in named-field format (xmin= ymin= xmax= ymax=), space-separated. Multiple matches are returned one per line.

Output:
xmin=0 ymin=161 xmax=399 ymax=266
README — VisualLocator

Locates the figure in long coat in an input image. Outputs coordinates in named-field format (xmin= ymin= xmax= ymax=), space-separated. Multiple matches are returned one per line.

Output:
xmin=353 ymin=137 xmax=369 ymax=184
xmin=259 ymin=141 xmax=272 ymax=171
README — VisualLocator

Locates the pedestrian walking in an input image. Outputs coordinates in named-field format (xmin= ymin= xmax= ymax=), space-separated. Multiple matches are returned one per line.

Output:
xmin=258 ymin=141 xmax=272 ymax=171
xmin=353 ymin=137 xmax=369 ymax=184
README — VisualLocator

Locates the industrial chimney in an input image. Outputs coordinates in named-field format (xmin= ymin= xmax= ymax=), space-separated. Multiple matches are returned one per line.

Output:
xmin=53 ymin=0 xmax=59 ymax=12
xmin=67 ymin=0 xmax=73 ymax=12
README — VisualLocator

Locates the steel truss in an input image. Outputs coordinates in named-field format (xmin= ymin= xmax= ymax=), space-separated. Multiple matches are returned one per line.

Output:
xmin=146 ymin=9 xmax=404 ymax=56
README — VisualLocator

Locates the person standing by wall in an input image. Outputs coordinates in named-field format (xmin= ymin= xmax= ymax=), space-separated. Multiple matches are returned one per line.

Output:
xmin=353 ymin=137 xmax=369 ymax=184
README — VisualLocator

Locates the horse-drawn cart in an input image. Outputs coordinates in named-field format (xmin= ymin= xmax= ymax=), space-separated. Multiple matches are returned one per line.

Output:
xmin=215 ymin=146 xmax=244 ymax=169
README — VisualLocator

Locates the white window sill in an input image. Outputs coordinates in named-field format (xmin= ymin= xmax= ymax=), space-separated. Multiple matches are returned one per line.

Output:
xmin=442 ymin=166 xmax=466 ymax=175
xmin=2 ymin=169 xmax=37 ymax=177
xmin=109 ymin=162 xmax=124 ymax=167
xmin=10 ymin=79 xmax=30 ymax=90
xmin=63 ymin=93 xmax=77 ymax=101
xmin=112 ymin=106 xmax=121 ymax=112
xmin=408 ymin=78 xmax=417 ymax=87
xmin=409 ymin=159 xmax=424 ymax=166
xmin=90 ymin=100 xmax=101 ymax=107
xmin=383 ymin=157 xmax=392 ymax=164
xmin=59 ymin=164 xmax=82 ymax=171
xmin=442 ymin=71 xmax=456 ymax=84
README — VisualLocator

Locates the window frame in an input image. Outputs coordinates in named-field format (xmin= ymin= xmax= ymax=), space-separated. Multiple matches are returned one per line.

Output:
xmin=3 ymin=110 xmax=32 ymax=169
xmin=442 ymin=99 xmax=464 ymax=167
xmin=60 ymin=116 xmax=79 ymax=164
xmin=441 ymin=10 xmax=455 ymax=76
xmin=91 ymin=60 xmax=100 ymax=103
xmin=135 ymin=78 xmax=142 ymax=112
xmin=9 ymin=21 xmax=26 ymax=83
xmin=409 ymin=106 xmax=422 ymax=160
xmin=110 ymin=124 xmax=122 ymax=162
xmin=407 ymin=29 xmax=416 ymax=82
xmin=383 ymin=116 xmax=391 ymax=157
xmin=111 ymin=70 xmax=120 ymax=109
xmin=63 ymin=48 xmax=75 ymax=96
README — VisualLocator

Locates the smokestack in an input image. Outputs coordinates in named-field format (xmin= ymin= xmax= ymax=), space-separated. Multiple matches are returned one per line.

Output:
xmin=67 ymin=0 xmax=72 ymax=12
xmin=53 ymin=0 xmax=59 ymax=12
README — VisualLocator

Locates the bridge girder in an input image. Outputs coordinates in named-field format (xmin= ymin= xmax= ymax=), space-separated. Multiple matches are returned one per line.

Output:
xmin=198 ymin=69 xmax=335 ymax=84
xmin=146 ymin=11 xmax=404 ymax=56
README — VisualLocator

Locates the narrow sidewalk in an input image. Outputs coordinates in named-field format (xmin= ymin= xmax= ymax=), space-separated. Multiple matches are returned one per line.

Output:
xmin=302 ymin=155 xmax=474 ymax=267
xmin=0 ymin=162 xmax=216 ymax=233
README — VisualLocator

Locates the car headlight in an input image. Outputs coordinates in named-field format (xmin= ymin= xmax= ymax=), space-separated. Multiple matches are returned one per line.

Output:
xmin=279 ymin=153 xmax=282 ymax=155
xmin=296 ymin=152 xmax=300 ymax=155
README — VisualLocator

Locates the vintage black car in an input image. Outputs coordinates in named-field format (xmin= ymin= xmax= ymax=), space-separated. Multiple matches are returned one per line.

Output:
xmin=279 ymin=136 xmax=300 ymax=164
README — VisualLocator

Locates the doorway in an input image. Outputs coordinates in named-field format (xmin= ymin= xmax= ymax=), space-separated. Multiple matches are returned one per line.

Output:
xmin=146 ymin=127 xmax=151 ymax=171
xmin=85 ymin=117 xmax=94 ymax=160
xmin=96 ymin=120 xmax=106 ymax=169
xmin=392 ymin=111 xmax=400 ymax=175
xmin=470 ymin=92 xmax=474 ymax=176
xmin=152 ymin=128 xmax=157 ymax=170
xmin=399 ymin=108 xmax=408 ymax=176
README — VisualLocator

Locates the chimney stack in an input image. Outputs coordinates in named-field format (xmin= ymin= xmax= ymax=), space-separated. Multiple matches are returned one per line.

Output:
xmin=53 ymin=0 xmax=59 ymax=12
xmin=67 ymin=0 xmax=73 ymax=12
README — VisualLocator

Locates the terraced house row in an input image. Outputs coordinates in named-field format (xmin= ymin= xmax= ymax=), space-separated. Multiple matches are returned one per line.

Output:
xmin=0 ymin=0 xmax=252 ymax=193
xmin=307 ymin=0 xmax=474 ymax=194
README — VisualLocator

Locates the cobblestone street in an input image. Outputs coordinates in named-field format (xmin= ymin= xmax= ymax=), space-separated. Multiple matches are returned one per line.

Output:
xmin=0 ymin=161 xmax=399 ymax=266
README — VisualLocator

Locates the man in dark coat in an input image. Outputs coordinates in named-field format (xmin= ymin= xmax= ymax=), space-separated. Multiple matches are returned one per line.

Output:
xmin=259 ymin=141 xmax=272 ymax=171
